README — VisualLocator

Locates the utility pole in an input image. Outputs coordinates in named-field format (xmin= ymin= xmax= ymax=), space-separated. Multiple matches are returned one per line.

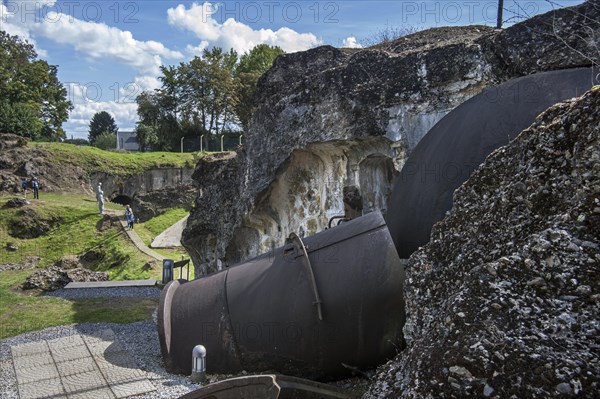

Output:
xmin=497 ymin=0 xmax=504 ymax=29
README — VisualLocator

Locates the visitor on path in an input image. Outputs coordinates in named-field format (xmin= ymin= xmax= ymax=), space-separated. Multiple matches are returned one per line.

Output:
xmin=31 ymin=177 xmax=39 ymax=199
xmin=125 ymin=205 xmax=135 ymax=229
xmin=21 ymin=178 xmax=27 ymax=197
xmin=96 ymin=182 xmax=105 ymax=214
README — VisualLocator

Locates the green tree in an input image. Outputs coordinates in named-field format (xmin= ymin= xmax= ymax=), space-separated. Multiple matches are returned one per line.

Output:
xmin=88 ymin=111 xmax=118 ymax=145
xmin=235 ymin=44 xmax=284 ymax=132
xmin=95 ymin=132 xmax=117 ymax=150
xmin=0 ymin=30 xmax=72 ymax=140
xmin=134 ymin=123 xmax=158 ymax=152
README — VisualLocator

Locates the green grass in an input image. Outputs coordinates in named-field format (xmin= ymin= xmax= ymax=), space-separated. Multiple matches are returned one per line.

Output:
xmin=0 ymin=270 xmax=157 ymax=339
xmin=135 ymin=208 xmax=192 ymax=263
xmin=0 ymin=194 xmax=159 ymax=278
xmin=30 ymin=142 xmax=201 ymax=178
xmin=0 ymin=192 xmax=170 ymax=339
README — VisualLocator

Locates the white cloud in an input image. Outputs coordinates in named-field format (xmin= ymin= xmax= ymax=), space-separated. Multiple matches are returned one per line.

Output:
xmin=31 ymin=13 xmax=183 ymax=76
xmin=167 ymin=2 xmax=321 ymax=54
xmin=65 ymin=101 xmax=139 ymax=139
xmin=342 ymin=36 xmax=363 ymax=49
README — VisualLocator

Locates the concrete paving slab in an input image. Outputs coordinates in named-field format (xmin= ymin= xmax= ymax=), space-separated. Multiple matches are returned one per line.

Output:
xmin=18 ymin=378 xmax=66 ymax=399
xmin=55 ymin=357 xmax=99 ymax=376
xmin=51 ymin=345 xmax=90 ymax=363
xmin=67 ymin=386 xmax=116 ymax=399
xmin=47 ymin=334 xmax=85 ymax=350
xmin=85 ymin=339 xmax=125 ymax=355
xmin=11 ymin=341 xmax=50 ymax=357
xmin=15 ymin=363 xmax=60 ymax=384
xmin=10 ymin=329 xmax=156 ymax=399
xmin=111 ymin=379 xmax=157 ymax=399
xmin=12 ymin=351 xmax=54 ymax=368
xmin=61 ymin=370 xmax=107 ymax=394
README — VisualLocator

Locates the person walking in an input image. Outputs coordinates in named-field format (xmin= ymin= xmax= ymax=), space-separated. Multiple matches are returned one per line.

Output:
xmin=96 ymin=182 xmax=105 ymax=214
xmin=125 ymin=205 xmax=135 ymax=229
xmin=31 ymin=177 xmax=39 ymax=199
xmin=21 ymin=178 xmax=27 ymax=197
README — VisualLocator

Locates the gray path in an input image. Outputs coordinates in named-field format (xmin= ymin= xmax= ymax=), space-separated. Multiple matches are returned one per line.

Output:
xmin=150 ymin=215 xmax=188 ymax=249
xmin=107 ymin=211 xmax=165 ymax=261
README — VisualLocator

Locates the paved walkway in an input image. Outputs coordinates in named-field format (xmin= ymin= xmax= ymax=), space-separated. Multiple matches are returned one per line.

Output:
xmin=150 ymin=215 xmax=188 ymax=249
xmin=107 ymin=212 xmax=165 ymax=261
xmin=10 ymin=329 xmax=155 ymax=399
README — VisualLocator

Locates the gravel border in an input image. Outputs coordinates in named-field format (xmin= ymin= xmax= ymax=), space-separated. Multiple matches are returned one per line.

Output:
xmin=1 ymin=286 xmax=369 ymax=398
xmin=44 ymin=286 xmax=162 ymax=300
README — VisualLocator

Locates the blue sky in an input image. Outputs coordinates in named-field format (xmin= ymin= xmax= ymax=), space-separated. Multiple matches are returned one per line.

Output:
xmin=0 ymin=0 xmax=584 ymax=139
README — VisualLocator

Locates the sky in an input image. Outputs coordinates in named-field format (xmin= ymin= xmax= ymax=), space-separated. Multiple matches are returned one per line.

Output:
xmin=0 ymin=0 xmax=585 ymax=139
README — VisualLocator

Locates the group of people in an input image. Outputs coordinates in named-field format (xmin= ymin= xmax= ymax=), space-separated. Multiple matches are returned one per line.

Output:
xmin=21 ymin=176 xmax=40 ymax=199
xmin=96 ymin=182 xmax=135 ymax=229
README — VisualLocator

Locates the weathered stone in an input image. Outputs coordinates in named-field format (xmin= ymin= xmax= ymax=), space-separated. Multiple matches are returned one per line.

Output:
xmin=365 ymin=87 xmax=600 ymax=397
xmin=182 ymin=0 xmax=600 ymax=276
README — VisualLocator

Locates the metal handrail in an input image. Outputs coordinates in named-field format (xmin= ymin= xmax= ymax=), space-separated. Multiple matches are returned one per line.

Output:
xmin=287 ymin=232 xmax=323 ymax=321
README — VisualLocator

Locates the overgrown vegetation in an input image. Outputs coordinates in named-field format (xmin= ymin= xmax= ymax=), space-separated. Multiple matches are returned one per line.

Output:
xmin=30 ymin=141 xmax=197 ymax=177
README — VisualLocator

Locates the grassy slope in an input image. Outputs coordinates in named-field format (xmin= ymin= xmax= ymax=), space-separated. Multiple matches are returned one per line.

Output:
xmin=0 ymin=143 xmax=203 ymax=339
xmin=32 ymin=142 xmax=200 ymax=177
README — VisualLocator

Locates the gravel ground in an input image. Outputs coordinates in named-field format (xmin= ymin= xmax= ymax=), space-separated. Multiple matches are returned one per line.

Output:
xmin=1 ymin=286 xmax=368 ymax=398
xmin=0 ymin=320 xmax=203 ymax=399
xmin=44 ymin=286 xmax=162 ymax=300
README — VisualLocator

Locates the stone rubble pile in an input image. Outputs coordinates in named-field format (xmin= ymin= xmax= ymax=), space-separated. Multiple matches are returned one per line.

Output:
xmin=21 ymin=255 xmax=108 ymax=291
xmin=365 ymin=88 xmax=600 ymax=398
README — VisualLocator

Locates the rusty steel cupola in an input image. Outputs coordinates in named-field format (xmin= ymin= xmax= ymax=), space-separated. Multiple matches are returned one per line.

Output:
xmin=158 ymin=211 xmax=405 ymax=379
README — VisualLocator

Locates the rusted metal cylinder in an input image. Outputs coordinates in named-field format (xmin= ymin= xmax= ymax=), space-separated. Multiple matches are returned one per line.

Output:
xmin=158 ymin=211 xmax=405 ymax=379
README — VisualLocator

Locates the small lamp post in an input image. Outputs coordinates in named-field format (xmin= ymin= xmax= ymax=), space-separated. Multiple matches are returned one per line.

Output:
xmin=191 ymin=345 xmax=207 ymax=384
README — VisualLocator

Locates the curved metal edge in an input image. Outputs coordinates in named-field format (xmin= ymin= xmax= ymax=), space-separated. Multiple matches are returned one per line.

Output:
xmin=288 ymin=232 xmax=324 ymax=321
xmin=157 ymin=279 xmax=181 ymax=372
xmin=177 ymin=374 xmax=358 ymax=399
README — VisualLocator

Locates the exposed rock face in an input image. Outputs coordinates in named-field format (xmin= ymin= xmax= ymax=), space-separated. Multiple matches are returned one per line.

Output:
xmin=183 ymin=1 xmax=600 ymax=275
xmin=21 ymin=255 xmax=108 ymax=291
xmin=9 ymin=207 xmax=62 ymax=239
xmin=365 ymin=88 xmax=600 ymax=398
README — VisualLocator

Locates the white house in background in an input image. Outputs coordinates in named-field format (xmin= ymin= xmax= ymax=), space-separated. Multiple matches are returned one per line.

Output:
xmin=116 ymin=131 xmax=139 ymax=151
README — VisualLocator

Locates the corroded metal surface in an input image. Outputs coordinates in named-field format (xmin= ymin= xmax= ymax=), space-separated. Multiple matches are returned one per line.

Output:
xmin=158 ymin=211 xmax=404 ymax=379
xmin=178 ymin=374 xmax=357 ymax=399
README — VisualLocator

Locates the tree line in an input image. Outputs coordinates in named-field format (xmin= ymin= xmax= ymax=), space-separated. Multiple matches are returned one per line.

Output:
xmin=0 ymin=31 xmax=72 ymax=141
xmin=135 ymin=44 xmax=284 ymax=152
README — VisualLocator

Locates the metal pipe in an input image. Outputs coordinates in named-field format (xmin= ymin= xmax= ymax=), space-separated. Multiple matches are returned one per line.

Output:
xmin=158 ymin=211 xmax=405 ymax=379
xmin=220 ymin=135 xmax=224 ymax=152
xmin=200 ymin=135 xmax=204 ymax=152
xmin=181 ymin=137 xmax=184 ymax=153
xmin=239 ymin=134 xmax=243 ymax=146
